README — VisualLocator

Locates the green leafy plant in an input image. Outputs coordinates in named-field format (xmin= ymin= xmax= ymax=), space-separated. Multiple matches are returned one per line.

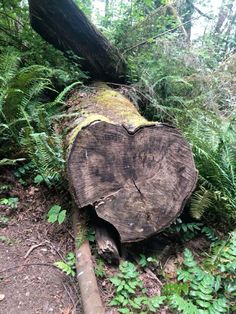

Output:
xmin=86 ymin=227 xmax=95 ymax=243
xmin=110 ymin=261 xmax=165 ymax=313
xmin=54 ymin=252 xmax=76 ymax=277
xmin=47 ymin=204 xmax=66 ymax=224
xmin=95 ymin=259 xmax=106 ymax=278
xmin=0 ymin=235 xmax=12 ymax=245
xmin=167 ymin=235 xmax=235 ymax=313
xmin=0 ymin=197 xmax=19 ymax=209
xmin=0 ymin=51 xmax=84 ymax=187
xmin=167 ymin=218 xmax=219 ymax=243
xmin=0 ymin=215 xmax=9 ymax=226
xmin=167 ymin=218 xmax=203 ymax=241
xmin=14 ymin=162 xmax=35 ymax=185
xmin=139 ymin=253 xmax=158 ymax=268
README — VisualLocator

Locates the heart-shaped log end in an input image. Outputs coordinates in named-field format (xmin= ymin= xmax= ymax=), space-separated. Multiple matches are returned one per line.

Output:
xmin=67 ymin=121 xmax=198 ymax=243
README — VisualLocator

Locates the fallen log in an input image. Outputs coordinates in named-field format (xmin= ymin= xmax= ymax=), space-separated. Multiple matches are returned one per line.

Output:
xmin=28 ymin=0 xmax=127 ymax=83
xmin=65 ymin=83 xmax=198 ymax=244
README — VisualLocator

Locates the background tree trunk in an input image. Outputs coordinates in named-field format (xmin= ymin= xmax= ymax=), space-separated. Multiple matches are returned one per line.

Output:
xmin=64 ymin=83 xmax=198 ymax=243
xmin=28 ymin=0 xmax=127 ymax=83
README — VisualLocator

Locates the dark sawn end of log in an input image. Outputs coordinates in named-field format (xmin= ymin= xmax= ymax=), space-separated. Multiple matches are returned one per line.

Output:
xmin=67 ymin=121 xmax=198 ymax=243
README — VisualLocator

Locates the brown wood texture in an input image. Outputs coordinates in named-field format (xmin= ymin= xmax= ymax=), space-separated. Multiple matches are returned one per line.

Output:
xmin=73 ymin=209 xmax=105 ymax=314
xmin=66 ymin=84 xmax=198 ymax=243
xmin=28 ymin=0 xmax=127 ymax=82
xmin=95 ymin=223 xmax=120 ymax=264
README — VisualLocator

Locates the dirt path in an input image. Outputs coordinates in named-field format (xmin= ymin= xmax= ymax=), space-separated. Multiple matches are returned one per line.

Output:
xmin=0 ymin=181 xmax=82 ymax=314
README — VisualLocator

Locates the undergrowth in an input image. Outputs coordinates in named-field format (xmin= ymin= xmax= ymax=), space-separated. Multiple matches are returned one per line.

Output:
xmin=109 ymin=231 xmax=236 ymax=314
xmin=0 ymin=51 xmax=84 ymax=186
xmin=127 ymin=38 xmax=236 ymax=229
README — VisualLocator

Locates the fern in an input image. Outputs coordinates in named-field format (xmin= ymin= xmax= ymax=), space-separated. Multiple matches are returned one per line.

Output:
xmin=208 ymin=298 xmax=228 ymax=314
xmin=210 ymin=231 xmax=236 ymax=274
xmin=190 ymin=187 xmax=213 ymax=219
xmin=174 ymin=235 xmax=236 ymax=313
xmin=201 ymin=226 xmax=219 ymax=242
xmin=21 ymin=131 xmax=65 ymax=185
xmin=170 ymin=294 xmax=199 ymax=314
xmin=0 ymin=51 xmax=74 ymax=185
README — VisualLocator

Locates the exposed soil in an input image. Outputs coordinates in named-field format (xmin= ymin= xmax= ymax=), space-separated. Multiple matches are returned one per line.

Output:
xmin=0 ymin=173 xmax=82 ymax=314
xmin=0 ymin=170 xmax=211 ymax=314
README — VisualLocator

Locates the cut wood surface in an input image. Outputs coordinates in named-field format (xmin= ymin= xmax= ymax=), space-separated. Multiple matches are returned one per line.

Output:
xmin=28 ymin=0 xmax=127 ymax=82
xmin=66 ymin=83 xmax=198 ymax=243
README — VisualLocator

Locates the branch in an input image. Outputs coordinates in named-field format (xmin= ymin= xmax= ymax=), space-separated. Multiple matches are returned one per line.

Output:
xmin=186 ymin=0 xmax=212 ymax=20
xmin=0 ymin=11 xmax=25 ymax=27
xmin=123 ymin=16 xmax=201 ymax=54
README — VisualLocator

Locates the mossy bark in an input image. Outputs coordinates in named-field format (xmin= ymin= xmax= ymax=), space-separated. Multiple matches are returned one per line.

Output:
xmin=65 ymin=83 xmax=198 ymax=243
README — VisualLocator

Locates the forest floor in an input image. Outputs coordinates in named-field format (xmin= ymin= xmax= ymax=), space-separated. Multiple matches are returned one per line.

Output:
xmin=0 ymin=170 xmax=211 ymax=314
xmin=0 ymin=171 xmax=82 ymax=314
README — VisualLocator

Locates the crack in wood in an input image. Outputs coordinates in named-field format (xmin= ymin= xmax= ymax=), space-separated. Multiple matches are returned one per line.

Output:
xmin=132 ymin=178 xmax=145 ymax=201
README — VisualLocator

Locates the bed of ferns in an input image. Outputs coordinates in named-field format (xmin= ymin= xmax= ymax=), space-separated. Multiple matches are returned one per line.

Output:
xmin=0 ymin=51 xmax=84 ymax=186
xmin=108 ymin=229 xmax=236 ymax=313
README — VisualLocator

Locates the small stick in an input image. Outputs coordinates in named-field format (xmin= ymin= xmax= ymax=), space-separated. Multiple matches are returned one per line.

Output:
xmin=0 ymin=263 xmax=59 ymax=275
xmin=24 ymin=241 xmax=48 ymax=259
xmin=63 ymin=282 xmax=76 ymax=307
xmin=144 ymin=267 xmax=163 ymax=287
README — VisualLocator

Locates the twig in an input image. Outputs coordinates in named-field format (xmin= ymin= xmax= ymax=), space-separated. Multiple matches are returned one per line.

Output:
xmin=24 ymin=241 xmax=48 ymax=259
xmin=71 ymin=300 xmax=80 ymax=314
xmin=144 ymin=267 xmax=163 ymax=287
xmin=186 ymin=0 xmax=212 ymax=20
xmin=123 ymin=16 xmax=201 ymax=54
xmin=63 ymin=282 xmax=76 ymax=307
xmin=0 ymin=263 xmax=58 ymax=275
xmin=46 ymin=240 xmax=66 ymax=262
xmin=67 ymin=230 xmax=75 ymax=240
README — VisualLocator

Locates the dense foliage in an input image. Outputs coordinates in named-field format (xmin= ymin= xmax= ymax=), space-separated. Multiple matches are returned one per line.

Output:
xmin=109 ymin=231 xmax=236 ymax=313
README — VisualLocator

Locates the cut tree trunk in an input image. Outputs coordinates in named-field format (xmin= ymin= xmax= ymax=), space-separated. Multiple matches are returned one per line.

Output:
xmin=28 ymin=0 xmax=127 ymax=83
xmin=65 ymin=83 xmax=198 ymax=244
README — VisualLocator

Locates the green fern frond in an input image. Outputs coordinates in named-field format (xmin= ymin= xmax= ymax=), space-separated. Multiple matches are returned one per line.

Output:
xmin=208 ymin=298 xmax=228 ymax=314
xmin=20 ymin=131 xmax=65 ymax=186
xmin=0 ymin=51 xmax=20 ymax=87
xmin=54 ymin=81 xmax=82 ymax=104
xmin=170 ymin=294 xmax=199 ymax=314
xmin=190 ymin=188 xmax=213 ymax=219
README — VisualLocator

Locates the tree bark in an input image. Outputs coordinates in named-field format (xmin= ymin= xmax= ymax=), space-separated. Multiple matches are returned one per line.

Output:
xmin=28 ymin=0 xmax=127 ymax=83
xmin=95 ymin=223 xmax=120 ymax=264
xmin=72 ymin=209 xmax=105 ymax=314
xmin=65 ymin=83 xmax=198 ymax=243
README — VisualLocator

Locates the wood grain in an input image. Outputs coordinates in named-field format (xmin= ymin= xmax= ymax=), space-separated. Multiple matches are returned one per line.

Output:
xmin=68 ymin=121 xmax=197 ymax=243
